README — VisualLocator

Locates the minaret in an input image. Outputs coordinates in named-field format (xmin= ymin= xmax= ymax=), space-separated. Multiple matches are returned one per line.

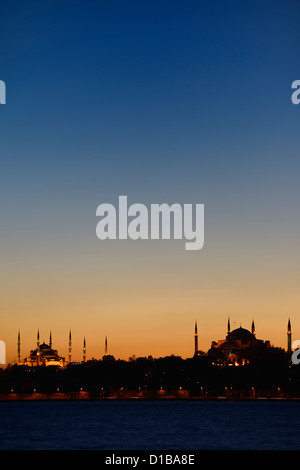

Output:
xmin=251 ymin=319 xmax=255 ymax=336
xmin=49 ymin=331 xmax=52 ymax=349
xmin=17 ymin=330 xmax=21 ymax=364
xmin=83 ymin=337 xmax=86 ymax=362
xmin=227 ymin=317 xmax=231 ymax=357
xmin=287 ymin=318 xmax=292 ymax=353
xmin=194 ymin=321 xmax=198 ymax=356
xmin=68 ymin=330 xmax=72 ymax=363
xmin=104 ymin=335 xmax=108 ymax=355
xmin=37 ymin=329 xmax=40 ymax=365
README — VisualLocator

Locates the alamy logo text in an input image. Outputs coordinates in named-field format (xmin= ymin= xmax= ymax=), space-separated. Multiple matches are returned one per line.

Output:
xmin=291 ymin=80 xmax=300 ymax=105
xmin=0 ymin=80 xmax=6 ymax=104
xmin=96 ymin=196 xmax=204 ymax=251
xmin=0 ymin=341 xmax=6 ymax=364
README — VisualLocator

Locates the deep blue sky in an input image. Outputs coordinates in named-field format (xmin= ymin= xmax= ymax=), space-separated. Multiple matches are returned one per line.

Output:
xmin=1 ymin=1 xmax=300 ymax=358
xmin=1 ymin=0 xmax=299 ymax=192
xmin=1 ymin=1 xmax=299 ymax=216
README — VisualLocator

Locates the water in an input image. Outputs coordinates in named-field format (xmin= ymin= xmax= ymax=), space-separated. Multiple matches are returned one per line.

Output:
xmin=0 ymin=400 xmax=299 ymax=450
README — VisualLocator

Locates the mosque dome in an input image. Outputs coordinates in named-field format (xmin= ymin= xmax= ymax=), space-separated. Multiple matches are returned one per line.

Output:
xmin=229 ymin=327 xmax=255 ymax=342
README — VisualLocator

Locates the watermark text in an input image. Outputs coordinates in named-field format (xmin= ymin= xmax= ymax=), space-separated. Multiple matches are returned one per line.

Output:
xmin=0 ymin=340 xmax=6 ymax=364
xmin=96 ymin=196 xmax=204 ymax=251
xmin=0 ymin=80 xmax=6 ymax=104
xmin=291 ymin=340 xmax=300 ymax=364
xmin=291 ymin=80 xmax=300 ymax=105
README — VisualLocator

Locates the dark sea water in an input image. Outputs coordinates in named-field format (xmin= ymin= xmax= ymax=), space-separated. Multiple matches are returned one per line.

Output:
xmin=0 ymin=400 xmax=299 ymax=450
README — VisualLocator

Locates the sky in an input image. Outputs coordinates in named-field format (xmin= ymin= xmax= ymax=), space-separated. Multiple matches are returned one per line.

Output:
xmin=0 ymin=0 xmax=300 ymax=363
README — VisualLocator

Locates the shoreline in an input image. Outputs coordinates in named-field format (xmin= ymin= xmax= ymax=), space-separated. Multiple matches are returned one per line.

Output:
xmin=1 ymin=392 xmax=300 ymax=402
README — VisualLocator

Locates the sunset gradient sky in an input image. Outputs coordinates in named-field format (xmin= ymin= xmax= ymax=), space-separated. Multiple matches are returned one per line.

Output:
xmin=1 ymin=0 xmax=300 ymax=363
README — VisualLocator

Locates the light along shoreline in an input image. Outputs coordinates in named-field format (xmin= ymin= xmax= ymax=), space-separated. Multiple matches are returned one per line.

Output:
xmin=1 ymin=392 xmax=300 ymax=402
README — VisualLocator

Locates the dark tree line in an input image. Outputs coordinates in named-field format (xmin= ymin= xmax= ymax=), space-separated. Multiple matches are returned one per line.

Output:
xmin=1 ymin=346 xmax=300 ymax=398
